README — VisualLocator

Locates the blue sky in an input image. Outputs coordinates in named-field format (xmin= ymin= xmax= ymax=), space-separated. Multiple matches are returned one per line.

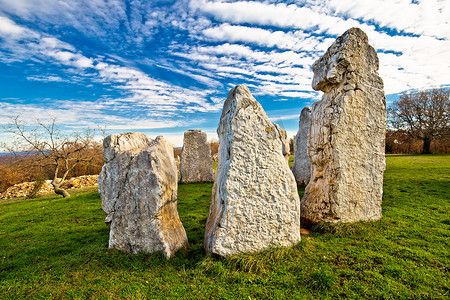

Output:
xmin=0 ymin=0 xmax=449 ymax=147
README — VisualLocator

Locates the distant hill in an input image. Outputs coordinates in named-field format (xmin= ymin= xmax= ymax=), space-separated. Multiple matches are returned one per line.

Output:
xmin=0 ymin=152 xmax=30 ymax=157
xmin=0 ymin=151 xmax=49 ymax=157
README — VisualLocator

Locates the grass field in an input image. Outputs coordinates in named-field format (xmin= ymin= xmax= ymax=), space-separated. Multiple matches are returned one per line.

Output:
xmin=0 ymin=155 xmax=449 ymax=299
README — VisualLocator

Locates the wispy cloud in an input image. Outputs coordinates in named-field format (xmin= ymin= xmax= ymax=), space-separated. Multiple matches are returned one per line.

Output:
xmin=325 ymin=0 xmax=450 ymax=39
xmin=0 ymin=16 xmax=28 ymax=36
xmin=190 ymin=0 xmax=374 ymax=36
xmin=0 ymin=0 xmax=449 ymax=147
xmin=26 ymin=75 xmax=69 ymax=83
xmin=0 ymin=16 xmax=221 ymax=126
xmin=0 ymin=0 xmax=163 ymax=51
xmin=0 ymin=98 xmax=186 ymax=131
xmin=188 ymin=0 xmax=450 ymax=94
xmin=203 ymin=24 xmax=332 ymax=52
xmin=172 ymin=42 xmax=319 ymax=98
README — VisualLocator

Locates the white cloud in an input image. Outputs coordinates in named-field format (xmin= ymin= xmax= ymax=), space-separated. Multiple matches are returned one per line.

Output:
xmin=26 ymin=75 xmax=67 ymax=82
xmin=190 ymin=0 xmax=374 ymax=36
xmin=0 ymin=99 xmax=194 ymax=150
xmin=189 ymin=0 xmax=450 ymax=94
xmin=105 ymin=119 xmax=182 ymax=130
xmin=203 ymin=24 xmax=324 ymax=51
xmin=172 ymin=43 xmax=318 ymax=96
xmin=1 ymin=0 xmax=449 ymax=140
xmin=325 ymin=0 xmax=450 ymax=39
xmin=279 ymin=91 xmax=317 ymax=99
xmin=0 ymin=16 xmax=26 ymax=36
xmin=0 ymin=0 xmax=162 ymax=49
xmin=0 ymin=100 xmax=186 ymax=132
xmin=45 ymin=50 xmax=94 ymax=69
xmin=367 ymin=30 xmax=449 ymax=57
xmin=0 ymin=15 xmax=226 ymax=141
xmin=269 ymin=114 xmax=300 ymax=122
xmin=38 ymin=37 xmax=75 ymax=52
xmin=0 ymin=102 xmax=89 ymax=124
xmin=94 ymin=63 xmax=217 ymax=111
xmin=0 ymin=16 xmax=221 ymax=115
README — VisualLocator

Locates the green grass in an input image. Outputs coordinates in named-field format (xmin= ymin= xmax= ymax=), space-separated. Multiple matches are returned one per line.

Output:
xmin=0 ymin=155 xmax=449 ymax=299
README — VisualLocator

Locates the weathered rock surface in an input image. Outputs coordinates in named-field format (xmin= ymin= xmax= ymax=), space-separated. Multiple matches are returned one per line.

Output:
xmin=301 ymin=28 xmax=386 ymax=225
xmin=98 ymin=132 xmax=188 ymax=258
xmin=291 ymin=106 xmax=312 ymax=185
xmin=205 ymin=85 xmax=301 ymax=257
xmin=61 ymin=175 xmax=99 ymax=190
xmin=180 ymin=129 xmax=214 ymax=183
xmin=275 ymin=125 xmax=291 ymax=165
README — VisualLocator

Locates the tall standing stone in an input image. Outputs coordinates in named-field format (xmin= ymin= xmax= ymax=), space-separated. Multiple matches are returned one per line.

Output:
xmin=204 ymin=85 xmax=301 ymax=257
xmin=180 ymin=129 xmax=214 ymax=183
xmin=291 ymin=106 xmax=312 ymax=185
xmin=301 ymin=28 xmax=386 ymax=225
xmin=275 ymin=125 xmax=291 ymax=165
xmin=98 ymin=132 xmax=188 ymax=258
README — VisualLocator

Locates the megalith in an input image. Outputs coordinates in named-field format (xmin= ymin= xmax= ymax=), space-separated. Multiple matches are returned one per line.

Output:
xmin=180 ymin=129 xmax=214 ymax=183
xmin=275 ymin=124 xmax=291 ymax=165
xmin=291 ymin=106 xmax=312 ymax=185
xmin=204 ymin=85 xmax=301 ymax=257
xmin=301 ymin=28 xmax=386 ymax=225
xmin=98 ymin=132 xmax=188 ymax=258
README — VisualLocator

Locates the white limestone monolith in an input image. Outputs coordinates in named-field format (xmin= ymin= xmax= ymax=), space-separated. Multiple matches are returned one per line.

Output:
xmin=301 ymin=28 xmax=386 ymax=226
xmin=275 ymin=124 xmax=291 ymax=165
xmin=204 ymin=85 xmax=301 ymax=257
xmin=180 ymin=129 xmax=214 ymax=183
xmin=98 ymin=132 xmax=188 ymax=258
xmin=291 ymin=106 xmax=312 ymax=185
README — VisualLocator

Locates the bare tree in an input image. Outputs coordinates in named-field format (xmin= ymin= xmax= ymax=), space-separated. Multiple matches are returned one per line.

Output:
xmin=209 ymin=140 xmax=219 ymax=157
xmin=388 ymin=88 xmax=449 ymax=154
xmin=3 ymin=117 xmax=102 ymax=198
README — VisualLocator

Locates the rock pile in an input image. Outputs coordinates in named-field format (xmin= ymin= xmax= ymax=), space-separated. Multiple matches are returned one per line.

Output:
xmin=204 ymin=85 xmax=301 ymax=257
xmin=1 ymin=181 xmax=53 ymax=199
xmin=291 ymin=106 xmax=312 ymax=185
xmin=180 ymin=129 xmax=214 ymax=183
xmin=98 ymin=132 xmax=188 ymax=258
xmin=61 ymin=175 xmax=99 ymax=190
xmin=301 ymin=28 xmax=386 ymax=225
xmin=0 ymin=175 xmax=99 ymax=199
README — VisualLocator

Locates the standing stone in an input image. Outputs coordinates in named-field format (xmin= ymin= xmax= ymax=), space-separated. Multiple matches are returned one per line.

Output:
xmin=180 ymin=129 xmax=214 ymax=183
xmin=204 ymin=85 xmax=301 ymax=257
xmin=98 ymin=132 xmax=188 ymax=258
xmin=291 ymin=106 xmax=312 ymax=185
xmin=301 ymin=28 xmax=386 ymax=225
xmin=275 ymin=124 xmax=291 ymax=165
